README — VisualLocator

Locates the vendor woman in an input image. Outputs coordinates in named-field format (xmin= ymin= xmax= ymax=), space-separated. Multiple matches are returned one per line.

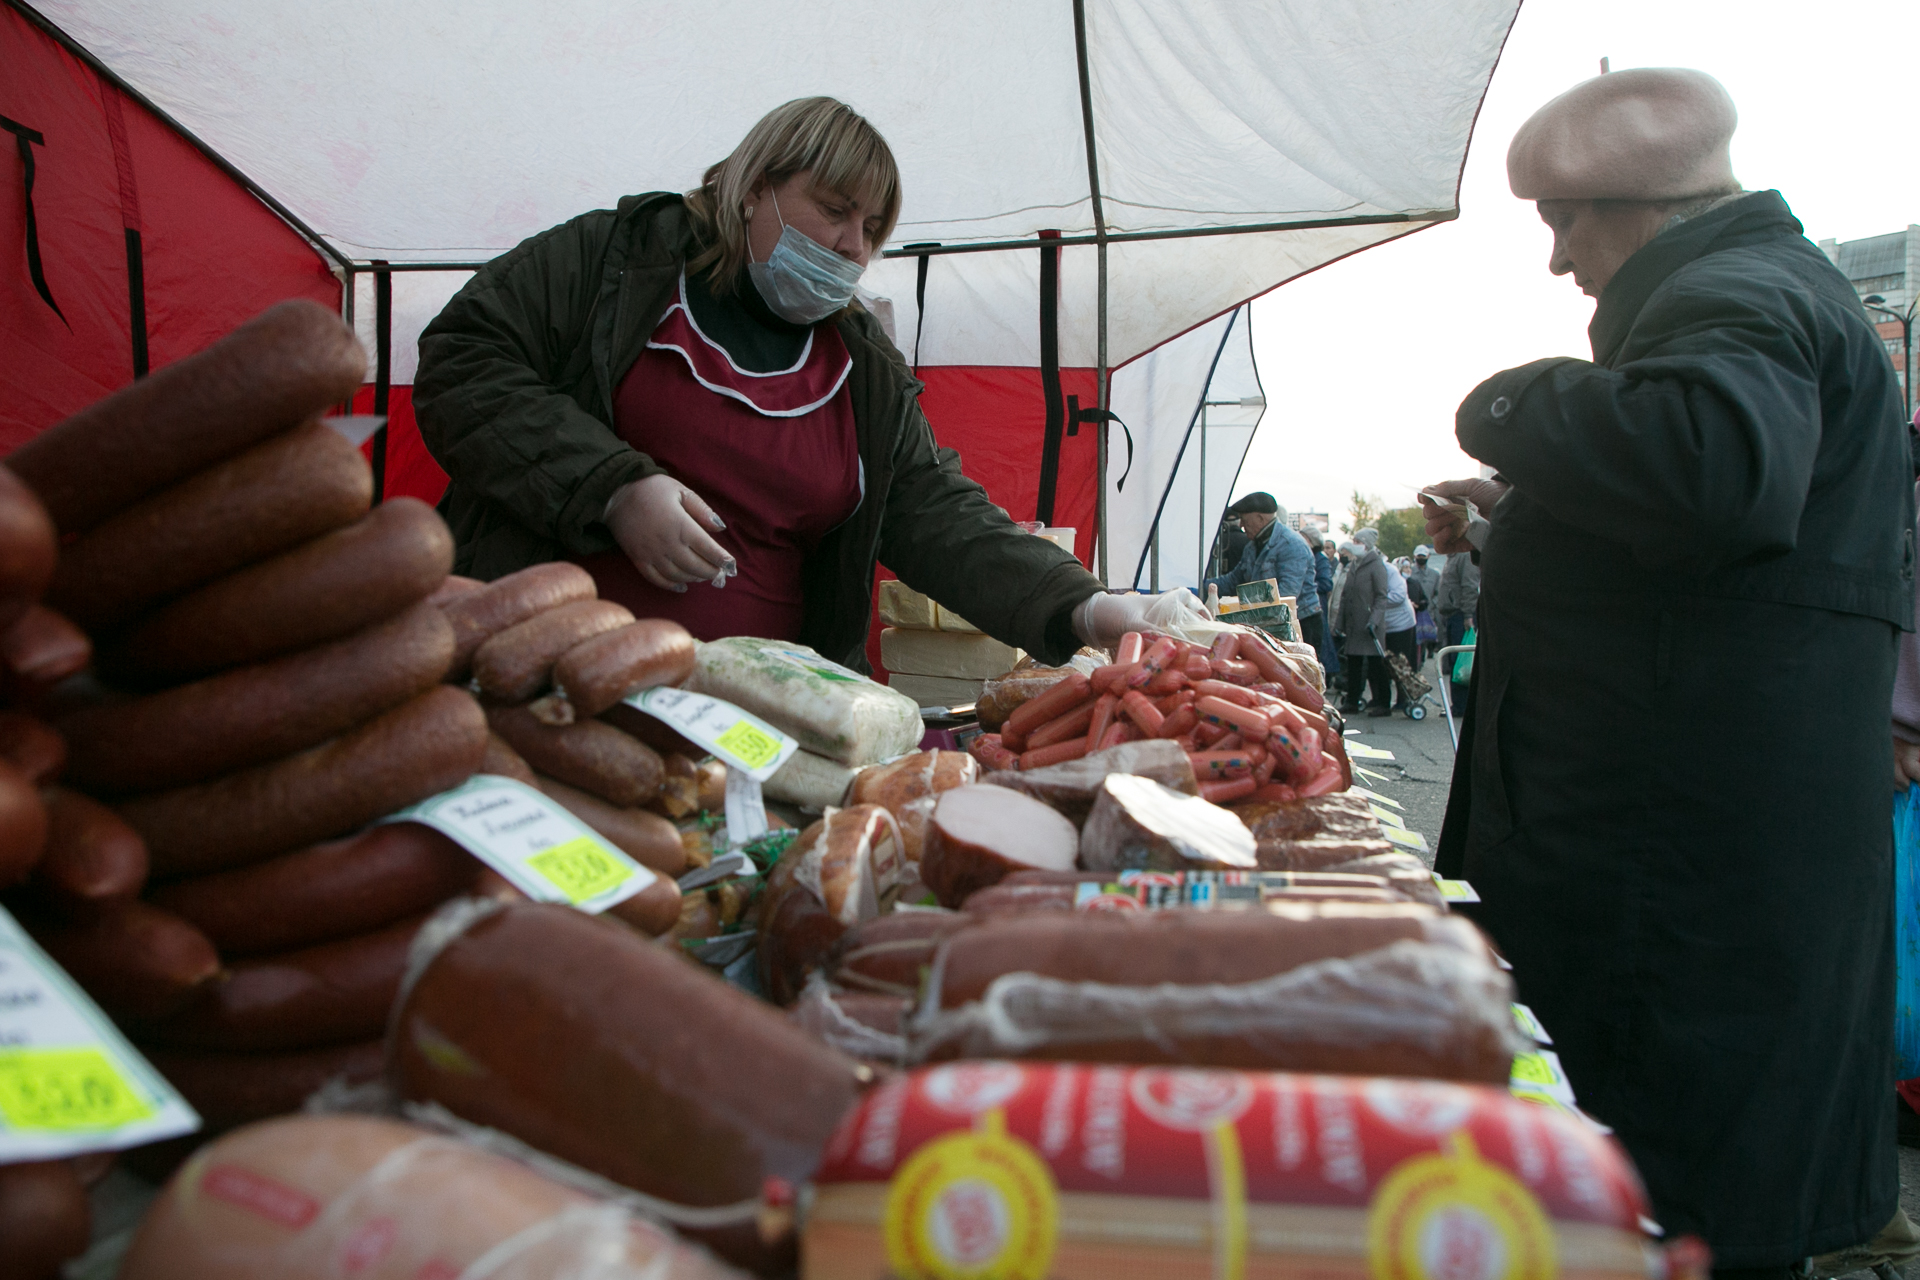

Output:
xmin=415 ymin=96 xmax=1166 ymax=667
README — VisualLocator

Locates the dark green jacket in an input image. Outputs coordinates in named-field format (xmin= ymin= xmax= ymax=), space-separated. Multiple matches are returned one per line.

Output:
xmin=414 ymin=192 xmax=1103 ymax=669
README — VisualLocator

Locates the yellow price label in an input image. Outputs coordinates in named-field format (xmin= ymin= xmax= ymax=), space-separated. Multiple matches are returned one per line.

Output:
xmin=0 ymin=1047 xmax=152 ymax=1132
xmin=1509 ymin=1052 xmax=1558 ymax=1087
xmin=714 ymin=719 xmax=782 ymax=771
xmin=528 ymin=837 xmax=631 ymax=904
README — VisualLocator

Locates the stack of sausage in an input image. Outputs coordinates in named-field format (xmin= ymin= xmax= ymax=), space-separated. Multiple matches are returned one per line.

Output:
xmin=431 ymin=560 xmax=700 ymax=938
xmin=967 ymin=628 xmax=1349 ymax=803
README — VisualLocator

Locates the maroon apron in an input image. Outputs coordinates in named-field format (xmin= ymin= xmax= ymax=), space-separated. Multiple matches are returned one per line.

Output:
xmin=576 ymin=275 xmax=860 ymax=641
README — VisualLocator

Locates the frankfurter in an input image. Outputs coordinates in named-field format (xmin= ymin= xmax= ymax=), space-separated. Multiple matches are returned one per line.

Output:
xmin=484 ymin=704 xmax=663 ymax=807
xmin=138 ymin=1038 xmax=385 ymax=1131
xmin=471 ymin=599 xmax=634 ymax=703
xmin=29 ymin=900 xmax=221 ymax=1019
xmin=144 ymin=913 xmax=426 ymax=1053
xmin=0 ymin=1160 xmax=90 ymax=1280
xmin=105 ymin=497 xmax=454 ymax=681
xmin=0 ymin=759 xmax=49 ymax=888
xmin=121 ymin=684 xmax=488 ymax=878
xmin=538 ymin=617 xmax=698 ymax=723
xmin=999 ymin=671 xmax=1091 ymax=752
xmin=390 ymin=902 xmax=865 ymax=1271
xmin=0 ymin=710 xmax=65 ymax=784
xmin=31 ymin=787 xmax=147 ymax=913
xmin=8 ymin=299 xmax=364 ymax=535
xmin=48 ymin=420 xmax=373 ymax=632
xmin=533 ymin=777 xmax=687 ymax=876
xmin=150 ymin=823 xmax=479 ymax=957
xmin=61 ymin=602 xmax=455 ymax=794
xmin=437 ymin=562 xmax=597 ymax=681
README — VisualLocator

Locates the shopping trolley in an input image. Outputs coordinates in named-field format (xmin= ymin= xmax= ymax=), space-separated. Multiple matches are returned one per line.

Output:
xmin=1381 ymin=650 xmax=1437 ymax=722
xmin=1433 ymin=643 xmax=1475 ymax=751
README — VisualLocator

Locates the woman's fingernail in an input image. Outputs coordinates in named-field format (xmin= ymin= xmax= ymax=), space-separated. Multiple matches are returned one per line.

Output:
xmin=711 ymin=515 xmax=727 ymax=531
xmin=671 ymin=583 xmax=687 ymax=594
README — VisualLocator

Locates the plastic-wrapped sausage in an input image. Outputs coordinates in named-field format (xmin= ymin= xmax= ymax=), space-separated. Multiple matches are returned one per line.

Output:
xmin=758 ymin=805 xmax=905 ymax=1005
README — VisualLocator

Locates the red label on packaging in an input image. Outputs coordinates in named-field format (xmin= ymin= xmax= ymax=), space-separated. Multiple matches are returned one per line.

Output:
xmin=200 ymin=1163 xmax=321 ymax=1229
xmin=342 ymin=1216 xmax=398 ymax=1272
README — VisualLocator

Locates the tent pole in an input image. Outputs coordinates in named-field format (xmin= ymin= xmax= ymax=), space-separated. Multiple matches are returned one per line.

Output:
xmin=1072 ymin=0 xmax=1109 ymax=585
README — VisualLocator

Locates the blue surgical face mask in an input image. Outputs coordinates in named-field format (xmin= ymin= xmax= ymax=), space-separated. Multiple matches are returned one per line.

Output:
xmin=747 ymin=190 xmax=866 ymax=325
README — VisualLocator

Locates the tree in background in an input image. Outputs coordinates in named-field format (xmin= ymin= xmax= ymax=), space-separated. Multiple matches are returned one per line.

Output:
xmin=1374 ymin=507 xmax=1425 ymax=560
xmin=1341 ymin=490 xmax=1380 ymax=535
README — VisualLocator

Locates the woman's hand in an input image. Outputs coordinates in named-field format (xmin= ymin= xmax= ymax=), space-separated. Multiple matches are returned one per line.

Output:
xmin=605 ymin=475 xmax=735 ymax=593
xmin=1418 ymin=478 xmax=1508 ymax=554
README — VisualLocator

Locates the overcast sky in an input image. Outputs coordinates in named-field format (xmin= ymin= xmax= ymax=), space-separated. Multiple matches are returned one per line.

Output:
xmin=1236 ymin=0 xmax=1920 ymax=529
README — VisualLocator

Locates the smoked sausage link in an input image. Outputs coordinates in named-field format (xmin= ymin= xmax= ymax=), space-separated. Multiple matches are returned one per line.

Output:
xmin=61 ymin=602 xmax=455 ymax=794
xmin=138 ymin=1038 xmax=385 ymax=1131
xmin=391 ymin=902 xmax=865 ymax=1271
xmin=121 ymin=684 xmax=489 ymax=878
xmin=32 ymin=787 xmax=148 ymax=912
xmin=0 ymin=1160 xmax=91 ymax=1280
xmin=0 ymin=466 xmax=57 ymax=629
xmin=150 ymin=824 xmax=479 ymax=957
xmin=9 ymin=301 xmax=364 ymax=534
xmin=0 ymin=758 xmax=50 ymax=889
xmin=438 ymin=562 xmax=597 ymax=681
xmin=480 ymin=732 xmax=539 ymax=784
xmin=143 ymin=913 xmax=427 ymax=1053
xmin=550 ymin=618 xmax=698 ymax=720
xmin=532 ymin=777 xmax=687 ymax=876
xmin=604 ymin=874 xmax=684 ymax=939
xmin=0 ymin=710 xmax=64 ymax=785
xmin=30 ymin=900 xmax=221 ymax=1020
xmin=0 ymin=604 xmax=92 ymax=692
xmin=106 ymin=497 xmax=454 ymax=681
xmin=48 ymin=420 xmax=374 ymax=632
xmin=486 ymin=704 xmax=663 ymax=807
xmin=471 ymin=599 xmax=634 ymax=702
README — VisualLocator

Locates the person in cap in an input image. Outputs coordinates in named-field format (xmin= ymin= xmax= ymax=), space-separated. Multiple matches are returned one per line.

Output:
xmin=1420 ymin=68 xmax=1912 ymax=1265
xmin=1404 ymin=546 xmax=1440 ymax=665
xmin=1202 ymin=492 xmax=1325 ymax=649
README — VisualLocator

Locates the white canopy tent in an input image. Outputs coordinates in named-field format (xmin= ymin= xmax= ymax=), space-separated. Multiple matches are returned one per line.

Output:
xmin=14 ymin=0 xmax=1519 ymax=581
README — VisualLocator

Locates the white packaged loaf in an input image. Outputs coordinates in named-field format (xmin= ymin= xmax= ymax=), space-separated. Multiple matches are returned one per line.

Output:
xmin=685 ymin=637 xmax=922 ymax=766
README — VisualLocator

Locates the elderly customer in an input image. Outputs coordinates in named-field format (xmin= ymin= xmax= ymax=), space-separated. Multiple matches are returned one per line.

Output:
xmin=1422 ymin=68 xmax=1912 ymax=1269
xmin=1334 ymin=529 xmax=1413 ymax=715
xmin=1202 ymin=492 xmax=1324 ymax=649
xmin=1433 ymin=539 xmax=1480 ymax=691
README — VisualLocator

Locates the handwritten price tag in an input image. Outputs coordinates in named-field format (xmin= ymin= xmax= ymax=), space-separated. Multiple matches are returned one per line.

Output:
xmin=1345 ymin=742 xmax=1396 ymax=761
xmin=0 ymin=908 xmax=198 ymax=1160
xmin=1348 ymin=785 xmax=1402 ymax=810
xmin=627 ymin=688 xmax=798 ymax=781
xmin=1370 ymin=805 xmax=1407 ymax=830
xmin=1431 ymin=875 xmax=1480 ymax=903
xmin=389 ymin=775 xmax=655 ymax=913
xmin=1510 ymin=1003 xmax=1553 ymax=1045
xmin=1381 ymin=825 xmax=1429 ymax=853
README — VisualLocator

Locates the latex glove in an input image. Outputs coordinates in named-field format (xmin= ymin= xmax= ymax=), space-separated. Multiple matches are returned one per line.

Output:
xmin=1071 ymin=591 xmax=1210 ymax=651
xmin=1896 ymin=735 xmax=1920 ymax=789
xmin=605 ymin=474 xmax=735 ymax=593
xmin=1418 ymin=478 xmax=1509 ymax=555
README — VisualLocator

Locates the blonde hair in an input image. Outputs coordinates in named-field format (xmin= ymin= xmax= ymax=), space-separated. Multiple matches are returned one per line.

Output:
xmin=685 ymin=97 xmax=902 ymax=294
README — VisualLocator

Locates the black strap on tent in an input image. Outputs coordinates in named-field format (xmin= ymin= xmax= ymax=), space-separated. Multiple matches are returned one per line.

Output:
xmin=903 ymin=242 xmax=938 ymax=373
xmin=370 ymin=262 xmax=392 ymax=502
xmin=123 ymin=228 xmax=148 ymax=377
xmin=97 ymin=84 xmax=150 ymax=378
xmin=1 ymin=113 xmax=67 ymax=327
xmin=1069 ymin=395 xmax=1133 ymax=490
xmin=1034 ymin=230 xmax=1065 ymax=525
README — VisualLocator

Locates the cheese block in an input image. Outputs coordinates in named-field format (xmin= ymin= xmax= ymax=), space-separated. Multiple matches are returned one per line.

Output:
xmin=685 ymin=637 xmax=921 ymax=766
xmin=877 ymin=579 xmax=937 ymax=630
xmin=887 ymin=672 xmax=985 ymax=709
xmin=932 ymin=603 xmax=981 ymax=633
xmin=879 ymin=627 xmax=1023 ymax=679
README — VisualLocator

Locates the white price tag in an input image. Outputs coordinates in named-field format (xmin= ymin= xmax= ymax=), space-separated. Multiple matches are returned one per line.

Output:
xmin=1510 ymin=1048 xmax=1578 ymax=1109
xmin=1430 ymin=874 xmax=1480 ymax=903
xmin=1511 ymin=1003 xmax=1553 ymax=1045
xmin=1345 ymin=742 xmax=1396 ymax=761
xmin=723 ymin=766 xmax=770 ymax=850
xmin=1352 ymin=764 xmax=1390 ymax=784
xmin=1382 ymin=825 xmax=1429 ymax=853
xmin=1348 ymin=785 xmax=1403 ymax=810
xmin=626 ymin=688 xmax=799 ymax=782
xmin=389 ymin=775 xmax=655 ymax=913
xmin=0 ymin=907 xmax=199 ymax=1160
xmin=1370 ymin=805 xmax=1407 ymax=830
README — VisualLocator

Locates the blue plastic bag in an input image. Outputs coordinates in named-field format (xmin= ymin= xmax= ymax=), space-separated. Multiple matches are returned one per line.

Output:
xmin=1894 ymin=783 xmax=1920 ymax=1078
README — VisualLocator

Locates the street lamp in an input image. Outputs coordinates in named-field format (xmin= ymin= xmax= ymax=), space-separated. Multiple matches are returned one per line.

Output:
xmin=1864 ymin=294 xmax=1917 ymax=422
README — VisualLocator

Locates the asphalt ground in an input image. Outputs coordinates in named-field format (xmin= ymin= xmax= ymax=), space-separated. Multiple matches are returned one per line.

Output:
xmin=1343 ymin=652 xmax=1920 ymax=1275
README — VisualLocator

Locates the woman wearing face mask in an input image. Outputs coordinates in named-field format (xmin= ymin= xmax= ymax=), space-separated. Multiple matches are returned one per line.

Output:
xmin=416 ymin=97 xmax=1154 ymax=667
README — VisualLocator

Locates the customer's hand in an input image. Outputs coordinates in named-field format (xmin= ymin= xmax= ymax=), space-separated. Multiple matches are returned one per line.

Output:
xmin=1419 ymin=478 xmax=1509 ymax=554
xmin=1896 ymin=735 xmax=1920 ymax=789
xmin=605 ymin=474 xmax=735 ymax=593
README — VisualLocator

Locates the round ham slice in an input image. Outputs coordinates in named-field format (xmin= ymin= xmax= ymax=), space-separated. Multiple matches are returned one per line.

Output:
xmin=919 ymin=785 xmax=1079 ymax=908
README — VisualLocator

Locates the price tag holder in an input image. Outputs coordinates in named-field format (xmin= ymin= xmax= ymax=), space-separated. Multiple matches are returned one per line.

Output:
xmin=1347 ymin=785 xmax=1402 ymax=810
xmin=388 ymin=775 xmax=655 ymax=913
xmin=1511 ymin=1003 xmax=1553 ymax=1045
xmin=1431 ymin=874 xmax=1479 ymax=903
xmin=625 ymin=688 xmax=799 ymax=782
xmin=1345 ymin=742 xmax=1396 ymax=761
xmin=0 ymin=907 xmax=199 ymax=1160
xmin=1382 ymin=825 xmax=1429 ymax=853
xmin=723 ymin=766 xmax=770 ymax=850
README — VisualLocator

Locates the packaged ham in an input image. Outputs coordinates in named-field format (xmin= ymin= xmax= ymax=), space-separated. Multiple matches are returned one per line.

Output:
xmin=1079 ymin=775 xmax=1257 ymax=873
xmin=765 ymin=748 xmax=859 ymax=811
xmin=119 ymin=1114 xmax=746 ymax=1280
xmin=961 ymin=868 xmax=1424 ymax=915
xmin=910 ymin=934 xmax=1520 ymax=1080
xmin=925 ymin=901 xmax=1479 ymax=1009
xmin=684 ymin=637 xmax=920 ymax=766
xmin=806 ymin=1063 xmax=1661 ymax=1280
xmin=390 ymin=900 xmax=868 ymax=1272
xmin=918 ymin=785 xmax=1079 ymax=908
xmin=758 ymin=805 xmax=906 ymax=1005
xmin=980 ymin=739 xmax=1196 ymax=826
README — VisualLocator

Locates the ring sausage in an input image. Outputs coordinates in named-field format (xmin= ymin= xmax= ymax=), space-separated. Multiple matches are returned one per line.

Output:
xmin=138 ymin=1038 xmax=385 ymax=1132
xmin=437 ymin=562 xmax=597 ymax=681
xmin=532 ymin=777 xmax=687 ymax=876
xmin=143 ymin=913 xmax=427 ymax=1053
xmin=29 ymin=900 xmax=221 ymax=1020
xmin=471 ymin=599 xmax=634 ymax=702
xmin=121 ymin=685 xmax=489 ymax=878
xmin=0 ymin=759 xmax=50 ymax=889
xmin=541 ymin=618 xmax=698 ymax=723
xmin=31 ymin=787 xmax=147 ymax=913
xmin=150 ymin=823 xmax=479 ymax=957
xmin=105 ymin=497 xmax=454 ymax=681
xmin=487 ymin=704 xmax=663 ymax=807
xmin=8 ymin=300 xmax=365 ymax=535
xmin=48 ymin=420 xmax=373 ymax=632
